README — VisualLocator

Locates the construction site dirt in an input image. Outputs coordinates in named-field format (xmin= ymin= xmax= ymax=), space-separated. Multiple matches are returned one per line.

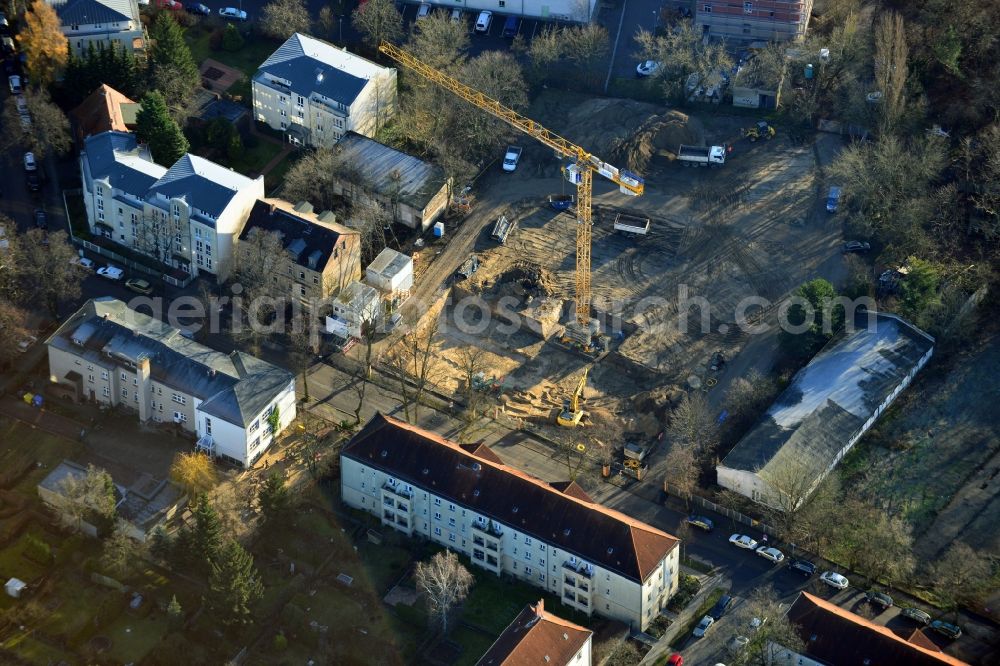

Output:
xmin=390 ymin=91 xmax=848 ymax=448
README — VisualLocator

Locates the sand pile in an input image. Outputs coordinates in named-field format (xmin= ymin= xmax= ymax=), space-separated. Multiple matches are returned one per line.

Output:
xmin=532 ymin=93 xmax=703 ymax=174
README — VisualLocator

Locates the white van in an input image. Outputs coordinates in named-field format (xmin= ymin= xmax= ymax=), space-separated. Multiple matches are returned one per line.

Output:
xmin=475 ymin=10 xmax=492 ymax=33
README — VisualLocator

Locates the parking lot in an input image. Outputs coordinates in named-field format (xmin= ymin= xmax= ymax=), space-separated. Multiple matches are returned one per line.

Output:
xmin=397 ymin=1 xmax=563 ymax=53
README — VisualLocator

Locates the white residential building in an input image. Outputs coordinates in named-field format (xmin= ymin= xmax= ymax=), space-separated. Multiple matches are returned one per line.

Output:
xmin=46 ymin=298 xmax=297 ymax=468
xmin=78 ymin=131 xmax=264 ymax=280
xmin=717 ymin=312 xmax=934 ymax=510
xmin=50 ymin=0 xmax=146 ymax=55
xmin=341 ymin=414 xmax=681 ymax=631
xmin=416 ymin=1 xmax=597 ymax=22
xmin=252 ymin=33 xmax=397 ymax=148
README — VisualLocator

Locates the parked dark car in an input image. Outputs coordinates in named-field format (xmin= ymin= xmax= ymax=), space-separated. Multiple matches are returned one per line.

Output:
xmin=33 ymin=209 xmax=47 ymax=229
xmin=709 ymin=594 xmax=734 ymax=620
xmin=185 ymin=2 xmax=210 ymax=15
xmin=900 ymin=607 xmax=932 ymax=625
xmin=929 ymin=620 xmax=962 ymax=639
xmin=686 ymin=515 xmax=714 ymax=532
xmin=26 ymin=170 xmax=41 ymax=192
xmin=787 ymin=559 xmax=817 ymax=577
xmin=865 ymin=590 xmax=893 ymax=610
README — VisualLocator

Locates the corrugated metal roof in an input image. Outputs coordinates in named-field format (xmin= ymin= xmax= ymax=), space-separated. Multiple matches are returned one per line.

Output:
xmin=721 ymin=312 xmax=934 ymax=483
xmin=255 ymin=33 xmax=389 ymax=107
xmin=334 ymin=132 xmax=448 ymax=211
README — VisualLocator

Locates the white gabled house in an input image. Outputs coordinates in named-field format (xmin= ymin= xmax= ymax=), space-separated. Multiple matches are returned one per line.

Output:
xmin=78 ymin=131 xmax=264 ymax=281
xmin=50 ymin=0 xmax=146 ymax=55
xmin=251 ymin=33 xmax=397 ymax=148
xmin=46 ymin=298 xmax=297 ymax=468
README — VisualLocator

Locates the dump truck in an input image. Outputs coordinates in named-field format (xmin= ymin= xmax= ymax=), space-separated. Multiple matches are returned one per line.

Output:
xmin=613 ymin=213 xmax=650 ymax=235
xmin=677 ymin=144 xmax=728 ymax=167
xmin=502 ymin=145 xmax=522 ymax=172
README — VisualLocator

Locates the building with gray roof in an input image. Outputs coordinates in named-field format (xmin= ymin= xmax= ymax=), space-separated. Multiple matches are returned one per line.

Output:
xmin=329 ymin=132 xmax=451 ymax=230
xmin=79 ymin=131 xmax=264 ymax=281
xmin=717 ymin=312 xmax=934 ymax=510
xmin=46 ymin=298 xmax=296 ymax=468
xmin=252 ymin=33 xmax=397 ymax=149
xmin=51 ymin=0 xmax=146 ymax=55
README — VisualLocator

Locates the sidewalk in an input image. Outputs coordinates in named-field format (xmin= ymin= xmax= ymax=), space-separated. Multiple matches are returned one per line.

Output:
xmin=0 ymin=395 xmax=87 ymax=441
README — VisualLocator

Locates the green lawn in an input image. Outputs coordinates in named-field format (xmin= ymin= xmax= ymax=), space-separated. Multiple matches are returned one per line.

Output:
xmin=452 ymin=625 xmax=498 ymax=666
xmin=184 ymin=25 xmax=281 ymax=76
xmin=265 ymin=150 xmax=299 ymax=196
xmin=227 ymin=138 xmax=283 ymax=177
xmin=461 ymin=569 xmax=588 ymax=635
xmin=104 ymin=611 xmax=171 ymax=664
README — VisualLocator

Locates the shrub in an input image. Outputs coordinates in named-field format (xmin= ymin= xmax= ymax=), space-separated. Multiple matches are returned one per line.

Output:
xmin=273 ymin=631 xmax=288 ymax=651
xmin=208 ymin=27 xmax=224 ymax=51
xmin=23 ymin=534 xmax=52 ymax=565
xmin=222 ymin=24 xmax=245 ymax=52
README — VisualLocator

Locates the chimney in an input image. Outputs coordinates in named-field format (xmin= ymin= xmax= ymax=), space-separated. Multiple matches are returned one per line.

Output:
xmin=137 ymin=357 xmax=152 ymax=423
xmin=535 ymin=599 xmax=544 ymax=617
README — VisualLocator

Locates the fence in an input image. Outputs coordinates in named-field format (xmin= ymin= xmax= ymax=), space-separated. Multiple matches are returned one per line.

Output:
xmin=62 ymin=189 xmax=195 ymax=289
xmin=664 ymin=482 xmax=775 ymax=536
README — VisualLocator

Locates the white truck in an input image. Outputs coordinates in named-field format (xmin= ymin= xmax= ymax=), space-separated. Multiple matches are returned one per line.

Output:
xmin=677 ymin=144 xmax=728 ymax=167
xmin=613 ymin=213 xmax=650 ymax=235
xmin=502 ymin=146 xmax=522 ymax=172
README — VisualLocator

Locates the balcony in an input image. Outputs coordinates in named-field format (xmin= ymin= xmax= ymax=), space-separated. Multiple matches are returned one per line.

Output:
xmin=562 ymin=560 xmax=593 ymax=577
xmin=471 ymin=520 xmax=502 ymax=538
xmin=563 ymin=577 xmax=576 ymax=588
xmin=382 ymin=481 xmax=412 ymax=499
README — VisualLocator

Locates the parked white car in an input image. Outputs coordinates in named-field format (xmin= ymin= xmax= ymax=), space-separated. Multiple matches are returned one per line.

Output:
xmin=692 ymin=614 xmax=715 ymax=638
xmin=23 ymin=152 xmax=36 ymax=171
xmin=71 ymin=256 xmax=96 ymax=270
xmin=636 ymin=60 xmax=660 ymax=77
xmin=8 ymin=74 xmax=21 ymax=94
xmin=729 ymin=534 xmax=758 ymax=550
xmin=820 ymin=571 xmax=849 ymax=590
xmin=97 ymin=265 xmax=125 ymax=280
xmin=17 ymin=335 xmax=37 ymax=353
xmin=755 ymin=546 xmax=785 ymax=564
xmin=475 ymin=10 xmax=492 ymax=32
xmin=218 ymin=7 xmax=247 ymax=20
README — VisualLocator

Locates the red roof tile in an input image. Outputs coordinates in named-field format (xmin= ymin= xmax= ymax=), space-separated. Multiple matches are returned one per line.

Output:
xmin=477 ymin=600 xmax=591 ymax=666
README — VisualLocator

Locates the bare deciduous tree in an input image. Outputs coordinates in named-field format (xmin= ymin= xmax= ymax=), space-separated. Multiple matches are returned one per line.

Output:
xmin=0 ymin=300 xmax=29 ymax=369
xmin=662 ymin=442 xmax=698 ymax=509
xmin=456 ymin=344 xmax=490 ymax=426
xmin=414 ymin=550 xmax=474 ymax=634
xmin=635 ymin=24 xmax=733 ymax=102
xmin=230 ymin=227 xmax=288 ymax=349
xmin=260 ymin=0 xmax=311 ymax=40
xmin=57 ymin=464 xmax=116 ymax=533
xmin=17 ymin=230 xmax=80 ymax=315
xmin=352 ymin=0 xmax=404 ymax=50
xmin=729 ymin=585 xmax=805 ymax=666
xmin=930 ymin=541 xmax=994 ymax=616
xmin=667 ymin=392 xmax=718 ymax=460
xmin=387 ymin=315 xmax=442 ymax=422
xmin=873 ymin=11 xmax=909 ymax=131
xmin=1 ymin=88 xmax=71 ymax=158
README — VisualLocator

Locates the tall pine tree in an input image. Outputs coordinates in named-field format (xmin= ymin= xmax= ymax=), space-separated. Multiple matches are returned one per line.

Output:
xmin=136 ymin=91 xmax=189 ymax=165
xmin=148 ymin=12 xmax=200 ymax=118
xmin=207 ymin=540 xmax=264 ymax=626
xmin=189 ymin=493 xmax=223 ymax=574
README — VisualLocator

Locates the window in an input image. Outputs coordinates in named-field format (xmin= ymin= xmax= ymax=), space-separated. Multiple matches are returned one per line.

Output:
xmin=433 ymin=512 xmax=441 ymax=521
xmin=539 ymin=558 xmax=545 ymax=566
xmin=448 ymin=503 xmax=455 ymax=512
xmin=102 ymin=386 xmax=110 ymax=397
xmin=434 ymin=498 xmax=441 ymax=506
xmin=133 ymin=378 xmax=137 ymax=386
xmin=498 ymin=0 xmax=505 ymax=6
xmin=172 ymin=393 xmax=186 ymax=405
xmin=524 ymin=566 xmax=532 ymax=576
xmin=121 ymin=371 xmax=127 ymax=381
xmin=448 ymin=518 xmax=455 ymax=528
xmin=524 ymin=537 xmax=532 ymax=546
xmin=174 ymin=411 xmax=187 ymax=422
xmin=448 ymin=533 xmax=456 ymax=543
xmin=101 ymin=370 xmax=109 ymax=380
xmin=433 ymin=527 xmax=441 ymax=536
xmin=743 ymin=1 xmax=753 ymax=13
xmin=121 ymin=387 xmax=128 ymax=398
xmin=249 ymin=420 xmax=260 ymax=434
xmin=133 ymin=391 xmax=138 ymax=402
xmin=525 ymin=552 xmax=531 ymax=562
xmin=703 ymin=3 xmax=711 ymax=11
xmin=87 ymin=374 xmax=95 ymax=383
xmin=280 ymin=109 xmax=288 ymax=117
xmin=205 ymin=418 xmax=212 ymax=435
xmin=313 ymin=276 xmax=319 ymax=285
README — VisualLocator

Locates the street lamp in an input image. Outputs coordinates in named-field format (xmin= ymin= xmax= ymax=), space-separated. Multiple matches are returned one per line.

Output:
xmin=339 ymin=16 xmax=343 ymax=43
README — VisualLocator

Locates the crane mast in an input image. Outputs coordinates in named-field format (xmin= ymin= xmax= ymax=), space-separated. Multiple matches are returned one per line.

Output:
xmin=378 ymin=42 xmax=644 ymax=342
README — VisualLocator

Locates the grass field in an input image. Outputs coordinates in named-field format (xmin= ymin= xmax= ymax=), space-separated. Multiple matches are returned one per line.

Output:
xmin=184 ymin=25 xmax=280 ymax=78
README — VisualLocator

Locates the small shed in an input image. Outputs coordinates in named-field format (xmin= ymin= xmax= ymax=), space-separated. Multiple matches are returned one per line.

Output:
xmin=5 ymin=578 xmax=26 ymax=598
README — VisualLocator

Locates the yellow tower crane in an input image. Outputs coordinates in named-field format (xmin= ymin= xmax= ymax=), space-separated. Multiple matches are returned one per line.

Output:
xmin=378 ymin=42 xmax=645 ymax=346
